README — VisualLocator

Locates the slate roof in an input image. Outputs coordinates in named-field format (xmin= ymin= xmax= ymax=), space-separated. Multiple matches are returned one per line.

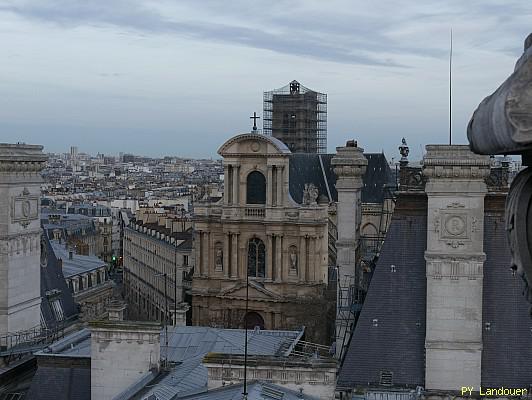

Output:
xmin=176 ymin=381 xmax=320 ymax=400
xmin=336 ymin=193 xmax=427 ymax=389
xmin=49 ymin=239 xmax=106 ymax=277
xmin=481 ymin=212 xmax=532 ymax=387
xmin=338 ymin=193 xmax=532 ymax=390
xmin=40 ymin=233 xmax=78 ymax=329
xmin=288 ymin=153 xmax=393 ymax=204
xmin=26 ymin=366 xmax=90 ymax=400
xmin=135 ymin=327 xmax=303 ymax=400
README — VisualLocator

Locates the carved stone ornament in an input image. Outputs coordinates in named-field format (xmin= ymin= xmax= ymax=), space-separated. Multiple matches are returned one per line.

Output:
xmin=249 ymin=141 xmax=261 ymax=152
xmin=11 ymin=187 xmax=38 ymax=228
xmin=302 ymin=183 xmax=319 ymax=206
xmin=40 ymin=236 xmax=48 ymax=267
xmin=289 ymin=245 xmax=298 ymax=271
xmin=214 ymin=242 xmax=223 ymax=271
xmin=505 ymin=167 xmax=532 ymax=310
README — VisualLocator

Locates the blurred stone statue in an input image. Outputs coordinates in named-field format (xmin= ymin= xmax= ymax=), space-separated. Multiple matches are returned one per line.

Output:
xmin=467 ymin=33 xmax=532 ymax=313
xmin=302 ymin=183 xmax=319 ymax=206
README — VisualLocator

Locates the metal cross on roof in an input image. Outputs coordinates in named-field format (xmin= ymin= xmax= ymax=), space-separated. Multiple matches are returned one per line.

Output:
xmin=250 ymin=112 xmax=260 ymax=131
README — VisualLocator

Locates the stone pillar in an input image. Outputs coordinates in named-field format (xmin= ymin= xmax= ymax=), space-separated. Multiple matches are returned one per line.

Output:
xmin=231 ymin=233 xmax=239 ymax=278
xmin=310 ymin=236 xmax=316 ymax=282
xmin=223 ymin=165 xmax=230 ymax=205
xmin=232 ymin=165 xmax=240 ymax=205
xmin=422 ymin=145 xmax=490 ymax=391
xmin=266 ymin=165 xmax=273 ymax=206
xmin=331 ymin=140 xmax=367 ymax=359
xmin=275 ymin=235 xmax=283 ymax=282
xmin=299 ymin=235 xmax=307 ymax=282
xmin=0 ymin=144 xmax=46 ymax=340
xmin=266 ymin=234 xmax=273 ymax=280
xmin=277 ymin=167 xmax=284 ymax=207
xmin=196 ymin=231 xmax=203 ymax=277
xmin=90 ymin=321 xmax=161 ymax=400
xmin=223 ymin=233 xmax=230 ymax=278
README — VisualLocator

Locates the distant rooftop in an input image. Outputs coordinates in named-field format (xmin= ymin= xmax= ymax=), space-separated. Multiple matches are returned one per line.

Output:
xmin=49 ymin=239 xmax=106 ymax=277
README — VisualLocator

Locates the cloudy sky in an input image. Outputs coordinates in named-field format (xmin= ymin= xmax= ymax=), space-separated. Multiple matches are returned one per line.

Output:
xmin=0 ymin=0 xmax=530 ymax=160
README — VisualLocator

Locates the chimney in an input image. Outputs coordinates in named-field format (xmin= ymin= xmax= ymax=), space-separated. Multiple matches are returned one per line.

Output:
xmin=331 ymin=141 xmax=367 ymax=359
xmin=90 ymin=321 xmax=161 ymax=400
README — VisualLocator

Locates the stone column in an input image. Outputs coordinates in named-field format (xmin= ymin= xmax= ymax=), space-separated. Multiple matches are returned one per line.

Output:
xmin=223 ymin=233 xmax=230 ymax=278
xmin=196 ymin=231 xmax=203 ymax=276
xmin=275 ymin=235 xmax=283 ymax=282
xmin=232 ymin=165 xmax=240 ymax=205
xmin=223 ymin=165 xmax=230 ymax=205
xmin=266 ymin=234 xmax=273 ymax=280
xmin=0 ymin=144 xmax=46 ymax=340
xmin=331 ymin=140 xmax=367 ymax=359
xmin=266 ymin=165 xmax=273 ymax=206
xmin=309 ymin=236 xmax=316 ymax=282
xmin=231 ymin=233 xmax=239 ymax=278
xmin=299 ymin=235 xmax=307 ymax=282
xmin=422 ymin=145 xmax=490 ymax=391
xmin=277 ymin=167 xmax=284 ymax=207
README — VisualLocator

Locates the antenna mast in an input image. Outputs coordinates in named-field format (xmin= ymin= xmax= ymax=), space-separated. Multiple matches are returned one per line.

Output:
xmin=449 ymin=29 xmax=453 ymax=145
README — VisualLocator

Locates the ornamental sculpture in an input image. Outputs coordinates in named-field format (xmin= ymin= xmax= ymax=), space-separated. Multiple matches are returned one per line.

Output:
xmin=302 ymin=183 xmax=319 ymax=206
xmin=467 ymin=33 xmax=532 ymax=311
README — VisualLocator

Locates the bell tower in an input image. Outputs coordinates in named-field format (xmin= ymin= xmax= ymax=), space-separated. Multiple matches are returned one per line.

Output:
xmin=0 ymin=143 xmax=47 ymax=340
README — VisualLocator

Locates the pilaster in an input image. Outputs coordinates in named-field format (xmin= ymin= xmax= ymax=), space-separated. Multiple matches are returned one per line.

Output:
xmin=0 ymin=144 xmax=46 ymax=339
xmin=422 ymin=144 xmax=490 ymax=391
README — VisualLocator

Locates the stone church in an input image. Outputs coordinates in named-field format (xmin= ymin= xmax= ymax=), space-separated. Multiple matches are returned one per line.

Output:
xmin=191 ymin=132 xmax=391 ymax=344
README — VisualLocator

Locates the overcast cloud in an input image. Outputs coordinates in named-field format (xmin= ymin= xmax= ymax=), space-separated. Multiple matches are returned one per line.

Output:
xmin=0 ymin=0 xmax=530 ymax=159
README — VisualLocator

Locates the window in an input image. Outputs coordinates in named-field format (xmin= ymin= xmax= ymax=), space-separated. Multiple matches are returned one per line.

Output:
xmin=51 ymin=299 xmax=65 ymax=322
xmin=246 ymin=171 xmax=266 ymax=204
xmin=183 ymin=255 xmax=189 ymax=266
xmin=247 ymin=238 xmax=266 ymax=277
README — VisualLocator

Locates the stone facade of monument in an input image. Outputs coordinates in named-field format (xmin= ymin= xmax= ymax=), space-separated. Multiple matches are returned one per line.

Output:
xmin=423 ymin=145 xmax=491 ymax=390
xmin=0 ymin=143 xmax=47 ymax=341
xmin=192 ymin=133 xmax=333 ymax=344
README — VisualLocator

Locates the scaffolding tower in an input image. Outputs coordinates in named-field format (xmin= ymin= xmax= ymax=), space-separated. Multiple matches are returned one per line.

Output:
xmin=263 ymin=80 xmax=327 ymax=154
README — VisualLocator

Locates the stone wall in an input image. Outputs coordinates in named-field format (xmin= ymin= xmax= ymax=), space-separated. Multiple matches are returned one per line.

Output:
xmin=0 ymin=144 xmax=47 ymax=340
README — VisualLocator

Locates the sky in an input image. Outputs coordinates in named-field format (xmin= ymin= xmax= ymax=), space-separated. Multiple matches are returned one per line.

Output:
xmin=0 ymin=0 xmax=530 ymax=160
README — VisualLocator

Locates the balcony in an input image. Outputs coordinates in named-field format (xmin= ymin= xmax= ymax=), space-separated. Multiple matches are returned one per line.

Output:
xmin=244 ymin=207 xmax=265 ymax=218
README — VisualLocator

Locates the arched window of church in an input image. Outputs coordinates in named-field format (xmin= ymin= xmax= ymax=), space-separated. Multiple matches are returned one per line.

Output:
xmin=247 ymin=238 xmax=266 ymax=277
xmin=246 ymin=171 xmax=266 ymax=204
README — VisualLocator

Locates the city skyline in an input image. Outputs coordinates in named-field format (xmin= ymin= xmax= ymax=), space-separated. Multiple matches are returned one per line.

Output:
xmin=1 ymin=0 xmax=530 ymax=160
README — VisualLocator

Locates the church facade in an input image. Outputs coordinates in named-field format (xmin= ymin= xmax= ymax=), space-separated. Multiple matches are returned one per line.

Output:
xmin=192 ymin=133 xmax=333 ymax=343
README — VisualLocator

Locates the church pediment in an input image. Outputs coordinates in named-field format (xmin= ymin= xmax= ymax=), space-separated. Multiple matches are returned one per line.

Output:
xmin=219 ymin=281 xmax=282 ymax=302
xmin=218 ymin=133 xmax=290 ymax=157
